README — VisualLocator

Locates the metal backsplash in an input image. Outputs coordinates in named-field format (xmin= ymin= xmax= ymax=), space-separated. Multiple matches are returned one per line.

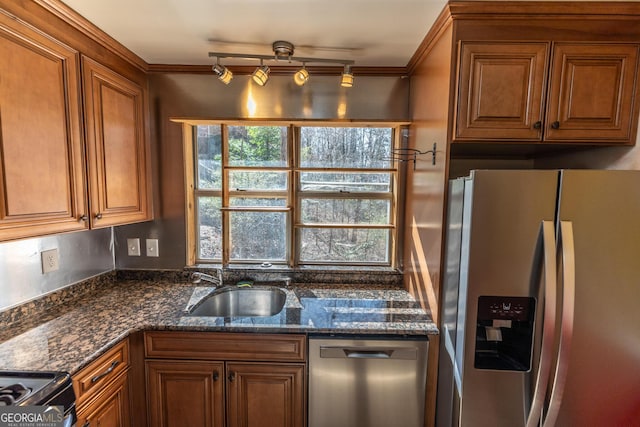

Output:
xmin=115 ymin=73 xmax=410 ymax=269
xmin=0 ymin=228 xmax=114 ymax=311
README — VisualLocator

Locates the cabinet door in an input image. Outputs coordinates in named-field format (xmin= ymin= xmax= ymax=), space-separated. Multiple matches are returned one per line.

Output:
xmin=545 ymin=43 xmax=640 ymax=143
xmin=77 ymin=370 xmax=130 ymax=427
xmin=226 ymin=363 xmax=305 ymax=427
xmin=81 ymin=56 xmax=151 ymax=228
xmin=146 ymin=360 xmax=225 ymax=427
xmin=0 ymin=13 xmax=87 ymax=241
xmin=455 ymin=42 xmax=549 ymax=141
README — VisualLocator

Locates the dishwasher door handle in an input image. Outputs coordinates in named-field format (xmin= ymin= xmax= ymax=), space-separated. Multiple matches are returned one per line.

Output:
xmin=320 ymin=346 xmax=418 ymax=360
xmin=345 ymin=349 xmax=393 ymax=359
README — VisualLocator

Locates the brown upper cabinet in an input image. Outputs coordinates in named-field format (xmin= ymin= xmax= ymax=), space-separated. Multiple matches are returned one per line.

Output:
xmin=454 ymin=41 xmax=640 ymax=144
xmin=0 ymin=10 xmax=151 ymax=242
xmin=82 ymin=56 xmax=151 ymax=228
xmin=0 ymin=12 xmax=88 ymax=241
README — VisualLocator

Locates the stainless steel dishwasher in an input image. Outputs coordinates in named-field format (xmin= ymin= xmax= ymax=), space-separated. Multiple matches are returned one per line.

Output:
xmin=309 ymin=336 xmax=429 ymax=427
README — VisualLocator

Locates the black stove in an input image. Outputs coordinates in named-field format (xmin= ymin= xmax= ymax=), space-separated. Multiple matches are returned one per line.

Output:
xmin=0 ymin=371 xmax=76 ymax=425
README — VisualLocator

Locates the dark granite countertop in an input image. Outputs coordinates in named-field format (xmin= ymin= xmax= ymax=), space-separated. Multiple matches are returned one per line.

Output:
xmin=0 ymin=278 xmax=437 ymax=375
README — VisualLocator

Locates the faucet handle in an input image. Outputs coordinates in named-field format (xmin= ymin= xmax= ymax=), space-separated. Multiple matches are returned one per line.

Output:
xmin=280 ymin=277 xmax=292 ymax=288
xmin=190 ymin=271 xmax=223 ymax=286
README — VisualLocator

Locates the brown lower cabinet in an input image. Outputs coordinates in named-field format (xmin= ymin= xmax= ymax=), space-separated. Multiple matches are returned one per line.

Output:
xmin=144 ymin=332 xmax=307 ymax=427
xmin=146 ymin=360 xmax=225 ymax=427
xmin=73 ymin=339 xmax=131 ymax=427
xmin=76 ymin=370 xmax=131 ymax=427
xmin=146 ymin=360 xmax=304 ymax=427
xmin=226 ymin=362 xmax=305 ymax=427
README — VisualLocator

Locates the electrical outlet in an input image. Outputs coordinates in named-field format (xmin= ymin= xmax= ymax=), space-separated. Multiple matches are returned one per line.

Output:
xmin=146 ymin=239 xmax=159 ymax=257
xmin=41 ymin=248 xmax=59 ymax=274
xmin=127 ymin=238 xmax=141 ymax=256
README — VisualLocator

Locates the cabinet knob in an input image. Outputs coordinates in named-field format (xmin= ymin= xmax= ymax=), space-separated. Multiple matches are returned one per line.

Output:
xmin=95 ymin=213 xmax=103 ymax=220
xmin=82 ymin=422 xmax=90 ymax=427
xmin=213 ymin=371 xmax=219 ymax=381
xmin=533 ymin=121 xmax=542 ymax=129
xmin=228 ymin=372 xmax=235 ymax=382
xmin=551 ymin=121 xmax=560 ymax=129
xmin=79 ymin=215 xmax=88 ymax=222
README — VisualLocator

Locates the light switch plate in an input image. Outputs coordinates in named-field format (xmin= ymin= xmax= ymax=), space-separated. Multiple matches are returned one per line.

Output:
xmin=41 ymin=248 xmax=59 ymax=274
xmin=127 ymin=238 xmax=141 ymax=256
xmin=146 ymin=238 xmax=159 ymax=257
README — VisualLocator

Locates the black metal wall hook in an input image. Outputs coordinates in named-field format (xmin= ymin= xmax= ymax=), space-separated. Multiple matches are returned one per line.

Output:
xmin=386 ymin=142 xmax=437 ymax=169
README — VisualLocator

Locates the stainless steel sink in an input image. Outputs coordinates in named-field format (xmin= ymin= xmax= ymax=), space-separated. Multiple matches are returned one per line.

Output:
xmin=188 ymin=286 xmax=287 ymax=317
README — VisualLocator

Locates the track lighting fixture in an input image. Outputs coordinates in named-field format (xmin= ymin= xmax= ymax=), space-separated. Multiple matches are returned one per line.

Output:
xmin=212 ymin=62 xmax=233 ymax=84
xmin=340 ymin=65 xmax=354 ymax=88
xmin=209 ymin=40 xmax=355 ymax=88
xmin=252 ymin=60 xmax=270 ymax=86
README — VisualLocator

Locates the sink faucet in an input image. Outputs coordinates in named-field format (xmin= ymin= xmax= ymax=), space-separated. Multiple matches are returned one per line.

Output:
xmin=191 ymin=269 xmax=223 ymax=287
xmin=275 ymin=276 xmax=292 ymax=288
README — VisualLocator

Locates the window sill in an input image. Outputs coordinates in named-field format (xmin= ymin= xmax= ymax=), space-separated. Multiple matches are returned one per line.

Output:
xmin=186 ymin=264 xmax=402 ymax=287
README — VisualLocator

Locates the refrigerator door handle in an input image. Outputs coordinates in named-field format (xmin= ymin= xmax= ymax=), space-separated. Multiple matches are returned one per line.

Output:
xmin=543 ymin=221 xmax=576 ymax=427
xmin=526 ymin=221 xmax=558 ymax=427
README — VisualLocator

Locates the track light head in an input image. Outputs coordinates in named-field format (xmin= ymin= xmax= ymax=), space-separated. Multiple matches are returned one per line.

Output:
xmin=340 ymin=65 xmax=354 ymax=88
xmin=252 ymin=64 xmax=270 ymax=86
xmin=294 ymin=65 xmax=309 ymax=86
xmin=212 ymin=63 xmax=233 ymax=84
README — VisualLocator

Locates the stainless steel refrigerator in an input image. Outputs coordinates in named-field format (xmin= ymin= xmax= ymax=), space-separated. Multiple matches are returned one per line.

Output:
xmin=436 ymin=169 xmax=640 ymax=427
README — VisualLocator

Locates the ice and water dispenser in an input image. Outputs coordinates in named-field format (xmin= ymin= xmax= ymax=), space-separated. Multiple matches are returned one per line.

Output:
xmin=475 ymin=296 xmax=536 ymax=371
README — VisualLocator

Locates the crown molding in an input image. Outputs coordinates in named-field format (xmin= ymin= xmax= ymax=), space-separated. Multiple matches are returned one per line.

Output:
xmin=406 ymin=1 xmax=640 ymax=75
xmin=406 ymin=4 xmax=453 ymax=75
xmin=446 ymin=1 xmax=640 ymax=18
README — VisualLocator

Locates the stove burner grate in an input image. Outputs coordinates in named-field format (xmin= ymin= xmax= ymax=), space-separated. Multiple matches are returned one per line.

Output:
xmin=0 ymin=383 xmax=31 ymax=406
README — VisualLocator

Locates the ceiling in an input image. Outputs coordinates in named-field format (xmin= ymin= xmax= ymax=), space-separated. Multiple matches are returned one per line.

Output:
xmin=59 ymin=0 xmax=640 ymax=69
xmin=60 ymin=0 xmax=448 ymax=67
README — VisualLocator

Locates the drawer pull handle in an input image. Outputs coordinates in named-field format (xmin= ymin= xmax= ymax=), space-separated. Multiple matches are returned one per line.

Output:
xmin=91 ymin=360 xmax=119 ymax=383
xmin=82 ymin=422 xmax=90 ymax=427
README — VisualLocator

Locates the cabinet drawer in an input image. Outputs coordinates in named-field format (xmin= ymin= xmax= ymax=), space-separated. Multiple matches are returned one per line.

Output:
xmin=76 ymin=369 xmax=130 ymax=427
xmin=144 ymin=332 xmax=306 ymax=362
xmin=73 ymin=339 xmax=130 ymax=406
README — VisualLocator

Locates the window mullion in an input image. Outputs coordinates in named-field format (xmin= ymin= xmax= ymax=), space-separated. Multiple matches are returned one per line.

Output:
xmin=221 ymin=124 xmax=230 ymax=266
xmin=296 ymin=223 xmax=395 ymax=229
xmin=390 ymin=127 xmax=403 ymax=268
xmin=228 ymin=190 xmax=288 ymax=198
xmin=298 ymin=191 xmax=392 ymax=200
xmin=289 ymin=125 xmax=297 ymax=267
xmin=299 ymin=167 xmax=397 ymax=173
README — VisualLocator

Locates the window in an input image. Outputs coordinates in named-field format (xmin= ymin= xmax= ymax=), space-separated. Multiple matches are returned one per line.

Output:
xmin=190 ymin=123 xmax=402 ymax=267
